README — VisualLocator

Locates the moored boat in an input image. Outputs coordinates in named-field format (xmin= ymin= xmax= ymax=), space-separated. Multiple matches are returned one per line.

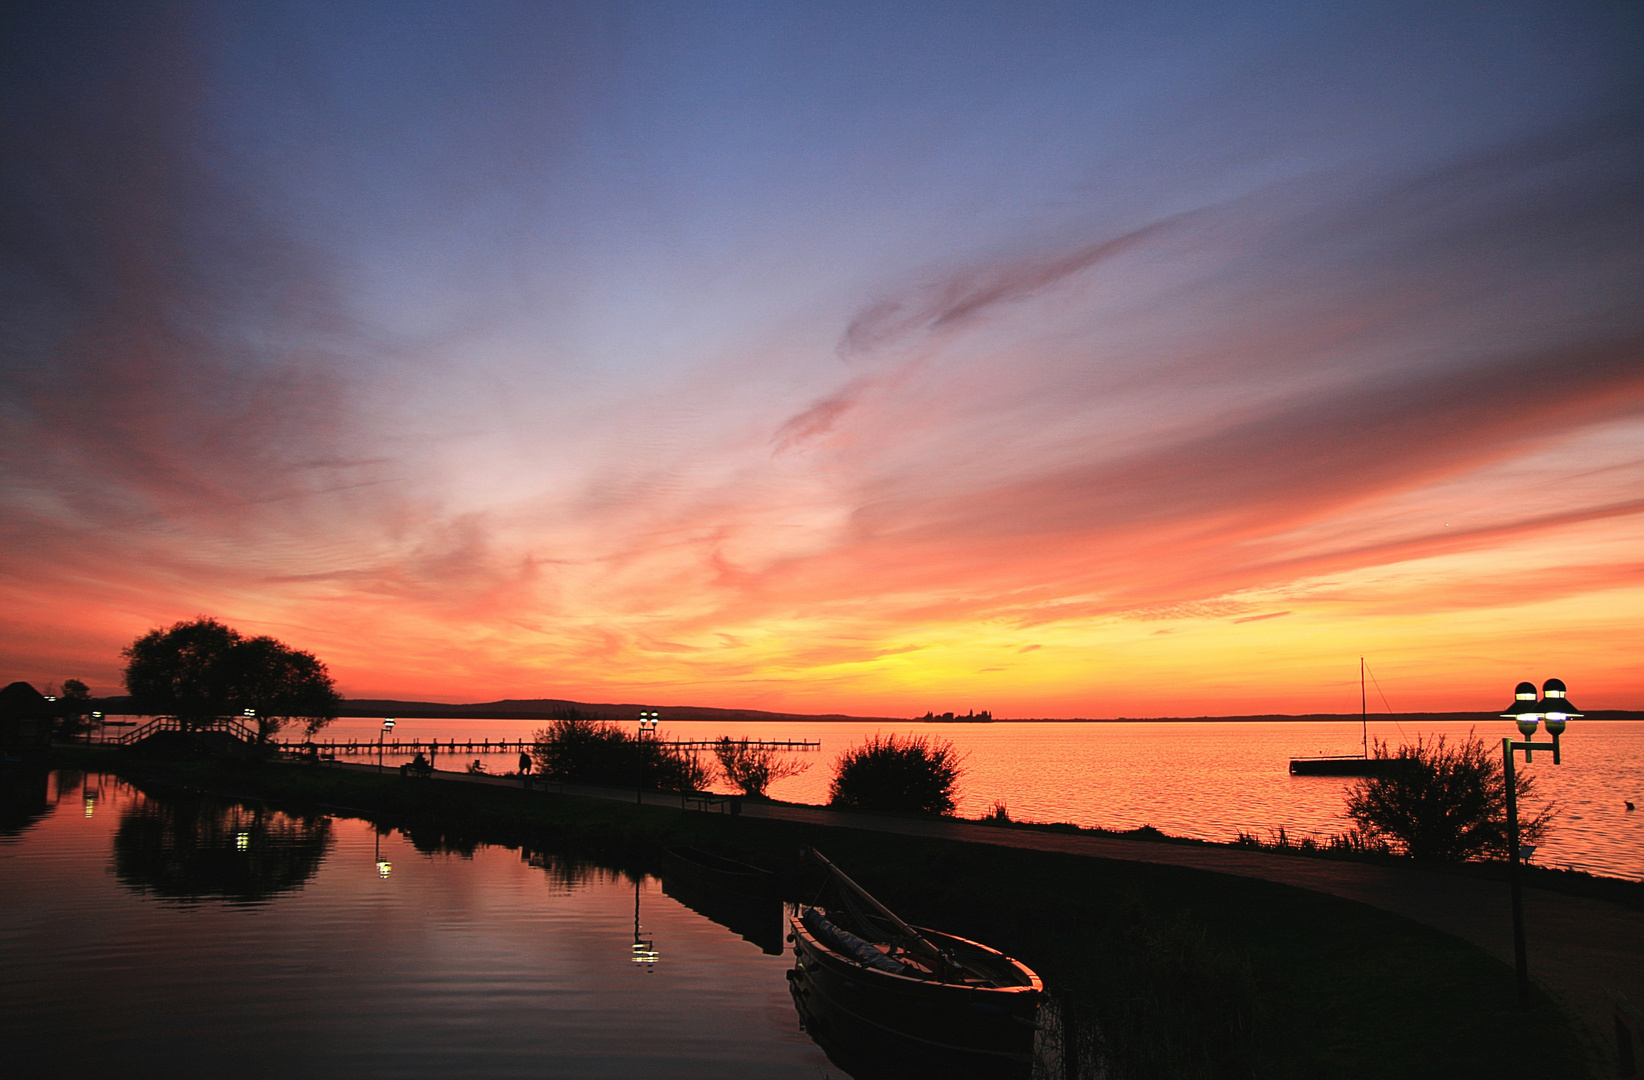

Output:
xmin=1288 ymin=658 xmax=1407 ymax=777
xmin=1288 ymin=754 xmax=1406 ymax=776
xmin=787 ymin=848 xmax=1042 ymax=1078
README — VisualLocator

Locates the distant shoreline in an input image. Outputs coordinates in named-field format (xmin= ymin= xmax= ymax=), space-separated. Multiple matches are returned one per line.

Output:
xmin=84 ymin=696 xmax=1644 ymax=725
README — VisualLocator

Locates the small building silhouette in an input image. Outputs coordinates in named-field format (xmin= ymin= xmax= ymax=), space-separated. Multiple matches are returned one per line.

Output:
xmin=0 ymin=682 xmax=57 ymax=751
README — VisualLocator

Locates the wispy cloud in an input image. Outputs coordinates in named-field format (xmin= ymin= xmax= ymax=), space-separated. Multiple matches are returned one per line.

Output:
xmin=838 ymin=214 xmax=1190 ymax=357
xmin=771 ymin=378 xmax=872 ymax=453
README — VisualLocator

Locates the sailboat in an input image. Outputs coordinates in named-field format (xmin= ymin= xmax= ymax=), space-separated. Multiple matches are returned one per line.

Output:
xmin=1288 ymin=659 xmax=1402 ymax=776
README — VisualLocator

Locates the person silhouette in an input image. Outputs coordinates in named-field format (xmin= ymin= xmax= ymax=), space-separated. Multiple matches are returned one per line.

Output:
xmin=519 ymin=751 xmax=532 ymax=788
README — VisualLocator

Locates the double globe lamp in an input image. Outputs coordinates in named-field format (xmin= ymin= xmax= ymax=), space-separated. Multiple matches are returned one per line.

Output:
xmin=1497 ymin=677 xmax=1581 ymax=1006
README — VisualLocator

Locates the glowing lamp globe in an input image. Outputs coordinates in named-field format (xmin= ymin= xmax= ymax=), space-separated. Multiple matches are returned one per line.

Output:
xmin=1501 ymin=681 xmax=1541 ymax=736
xmin=1539 ymin=678 xmax=1581 ymax=735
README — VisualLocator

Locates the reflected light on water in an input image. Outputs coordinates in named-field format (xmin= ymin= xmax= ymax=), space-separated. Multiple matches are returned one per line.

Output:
xmin=632 ymin=879 xmax=660 ymax=968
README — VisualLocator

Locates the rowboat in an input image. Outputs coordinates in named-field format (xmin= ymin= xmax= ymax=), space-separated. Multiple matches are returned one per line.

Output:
xmin=787 ymin=848 xmax=1042 ymax=1078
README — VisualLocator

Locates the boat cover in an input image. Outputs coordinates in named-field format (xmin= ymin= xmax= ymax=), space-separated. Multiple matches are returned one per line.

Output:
xmin=801 ymin=907 xmax=909 ymax=975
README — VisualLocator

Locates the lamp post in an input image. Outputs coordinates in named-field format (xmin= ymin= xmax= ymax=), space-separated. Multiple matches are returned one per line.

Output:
xmin=636 ymin=710 xmax=659 ymax=804
xmin=1498 ymin=678 xmax=1580 ymax=1007
xmin=378 ymin=717 xmax=396 ymax=773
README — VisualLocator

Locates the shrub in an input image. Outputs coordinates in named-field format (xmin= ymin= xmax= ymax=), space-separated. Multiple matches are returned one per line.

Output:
xmin=712 ymin=737 xmax=810 ymax=797
xmin=530 ymin=716 xmax=712 ymax=792
xmin=828 ymin=733 xmax=963 ymax=815
xmin=1344 ymin=732 xmax=1554 ymax=861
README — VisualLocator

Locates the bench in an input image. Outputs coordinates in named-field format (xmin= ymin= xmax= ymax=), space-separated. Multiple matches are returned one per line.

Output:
xmin=681 ymin=792 xmax=742 ymax=815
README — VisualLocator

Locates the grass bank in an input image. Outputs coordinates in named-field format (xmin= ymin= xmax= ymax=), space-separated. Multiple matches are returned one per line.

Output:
xmin=973 ymin=812 xmax=1644 ymax=912
xmin=53 ymin=746 xmax=1591 ymax=1079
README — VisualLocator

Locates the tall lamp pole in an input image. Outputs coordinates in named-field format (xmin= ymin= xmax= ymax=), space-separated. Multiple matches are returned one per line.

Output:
xmin=636 ymin=710 xmax=659 ymax=804
xmin=1498 ymin=678 xmax=1579 ymax=1008
xmin=378 ymin=717 xmax=395 ymax=773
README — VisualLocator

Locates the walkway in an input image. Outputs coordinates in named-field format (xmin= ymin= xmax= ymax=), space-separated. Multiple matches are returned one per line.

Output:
xmin=339 ymin=761 xmax=1644 ymax=1070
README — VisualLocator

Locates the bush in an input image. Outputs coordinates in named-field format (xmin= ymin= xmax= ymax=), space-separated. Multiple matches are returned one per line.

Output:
xmin=1344 ymin=732 xmax=1554 ymax=861
xmin=530 ymin=716 xmax=712 ymax=792
xmin=712 ymin=737 xmax=810 ymax=797
xmin=828 ymin=733 xmax=963 ymax=815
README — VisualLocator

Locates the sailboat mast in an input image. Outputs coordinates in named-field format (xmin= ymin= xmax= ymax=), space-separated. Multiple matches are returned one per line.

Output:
xmin=1361 ymin=657 xmax=1368 ymax=758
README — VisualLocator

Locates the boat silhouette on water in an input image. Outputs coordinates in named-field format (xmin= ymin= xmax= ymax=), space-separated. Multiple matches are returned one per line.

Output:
xmin=787 ymin=847 xmax=1042 ymax=1079
xmin=1289 ymin=658 xmax=1409 ymax=777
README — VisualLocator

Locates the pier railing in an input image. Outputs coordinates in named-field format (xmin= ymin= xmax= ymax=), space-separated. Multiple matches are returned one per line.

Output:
xmin=87 ymin=719 xmax=820 ymax=758
xmin=287 ymin=737 xmax=821 ymax=756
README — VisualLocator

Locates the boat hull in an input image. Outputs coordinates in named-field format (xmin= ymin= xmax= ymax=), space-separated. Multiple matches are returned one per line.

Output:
xmin=787 ymin=916 xmax=1041 ymax=1079
xmin=1288 ymin=756 xmax=1408 ymax=776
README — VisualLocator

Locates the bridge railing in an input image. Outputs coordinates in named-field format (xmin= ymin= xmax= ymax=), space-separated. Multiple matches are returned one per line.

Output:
xmin=109 ymin=715 xmax=263 ymax=745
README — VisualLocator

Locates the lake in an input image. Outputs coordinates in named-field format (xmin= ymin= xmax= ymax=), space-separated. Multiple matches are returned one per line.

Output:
xmin=309 ymin=716 xmax=1644 ymax=880
xmin=0 ymin=770 xmax=848 ymax=1077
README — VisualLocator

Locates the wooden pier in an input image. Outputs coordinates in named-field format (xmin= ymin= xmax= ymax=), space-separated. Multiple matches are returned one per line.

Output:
xmin=290 ymin=737 xmax=820 ymax=756
xmin=656 ymin=739 xmax=820 ymax=751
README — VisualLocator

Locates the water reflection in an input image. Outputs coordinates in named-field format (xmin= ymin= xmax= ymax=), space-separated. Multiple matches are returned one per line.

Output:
xmin=521 ymin=846 xmax=627 ymax=890
xmin=791 ymin=962 xmax=1076 ymax=1080
xmin=0 ymin=767 xmax=52 ymax=836
xmin=632 ymin=878 xmax=660 ymax=968
xmin=113 ymin=788 xmax=333 ymax=904
xmin=7 ymin=773 xmax=840 ymax=1076
xmin=654 ymin=847 xmax=786 ymax=957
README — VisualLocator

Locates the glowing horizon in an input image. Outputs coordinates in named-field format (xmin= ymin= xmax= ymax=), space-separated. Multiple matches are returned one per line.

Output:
xmin=3 ymin=3 xmax=1640 ymax=716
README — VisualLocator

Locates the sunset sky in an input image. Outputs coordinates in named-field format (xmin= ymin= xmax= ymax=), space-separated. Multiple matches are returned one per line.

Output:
xmin=3 ymin=2 xmax=1640 ymax=716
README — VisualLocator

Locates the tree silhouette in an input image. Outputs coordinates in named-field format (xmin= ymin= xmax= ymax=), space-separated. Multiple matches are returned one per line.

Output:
xmin=122 ymin=617 xmax=340 ymax=740
xmin=530 ymin=716 xmax=711 ymax=791
xmin=713 ymin=737 xmax=809 ymax=797
xmin=56 ymin=678 xmax=92 ymax=738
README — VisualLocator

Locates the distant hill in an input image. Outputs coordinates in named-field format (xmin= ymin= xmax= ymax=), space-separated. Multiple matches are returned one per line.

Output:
xmin=329 ymin=698 xmax=905 ymax=724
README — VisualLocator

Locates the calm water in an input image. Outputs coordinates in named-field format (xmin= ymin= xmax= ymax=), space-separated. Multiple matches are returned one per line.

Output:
xmin=315 ymin=716 xmax=1644 ymax=880
xmin=0 ymin=771 xmax=839 ymax=1077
